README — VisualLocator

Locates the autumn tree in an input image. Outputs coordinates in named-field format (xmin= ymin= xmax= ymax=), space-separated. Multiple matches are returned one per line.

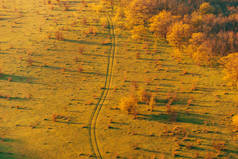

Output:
xmin=130 ymin=25 xmax=147 ymax=41
xmin=189 ymin=32 xmax=206 ymax=48
xmin=114 ymin=7 xmax=127 ymax=30
xmin=124 ymin=0 xmax=159 ymax=29
xmin=166 ymin=21 xmax=192 ymax=49
xmin=220 ymin=53 xmax=238 ymax=88
xmin=149 ymin=10 xmax=178 ymax=38
xmin=184 ymin=32 xmax=206 ymax=57
xmin=192 ymin=41 xmax=214 ymax=66
xmin=199 ymin=2 xmax=215 ymax=15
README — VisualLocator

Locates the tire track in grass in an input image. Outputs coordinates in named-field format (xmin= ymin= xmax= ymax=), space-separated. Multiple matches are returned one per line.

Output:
xmin=88 ymin=15 xmax=116 ymax=159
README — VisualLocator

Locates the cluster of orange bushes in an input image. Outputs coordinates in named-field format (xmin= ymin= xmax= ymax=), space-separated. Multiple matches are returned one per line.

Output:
xmin=119 ymin=87 xmax=155 ymax=118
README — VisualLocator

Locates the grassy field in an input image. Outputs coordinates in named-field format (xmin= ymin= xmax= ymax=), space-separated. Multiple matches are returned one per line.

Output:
xmin=0 ymin=0 xmax=238 ymax=159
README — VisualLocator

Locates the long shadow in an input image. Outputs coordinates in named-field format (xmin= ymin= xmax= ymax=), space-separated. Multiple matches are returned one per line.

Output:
xmin=67 ymin=1 xmax=83 ymax=4
xmin=195 ymin=86 xmax=215 ymax=92
xmin=56 ymin=121 xmax=82 ymax=125
xmin=138 ymin=112 xmax=206 ymax=125
xmin=186 ymin=72 xmax=202 ymax=77
xmin=224 ymin=149 xmax=238 ymax=154
xmin=110 ymin=121 xmax=129 ymax=126
xmin=0 ymin=138 xmax=26 ymax=159
xmin=33 ymin=64 xmax=76 ymax=73
xmin=160 ymin=78 xmax=177 ymax=81
xmin=82 ymin=53 xmax=114 ymax=58
xmin=0 ymin=151 xmax=17 ymax=159
xmin=33 ymin=63 xmax=106 ymax=76
xmin=138 ymin=58 xmax=158 ymax=61
xmin=0 ymin=74 xmax=34 ymax=83
xmin=165 ymin=69 xmax=181 ymax=73
xmin=0 ymin=18 xmax=14 ymax=21
xmin=0 ymin=95 xmax=29 ymax=101
xmin=0 ymin=138 xmax=15 ymax=143
xmin=0 ymin=52 xmax=8 ymax=54
xmin=159 ymin=83 xmax=174 ymax=88
xmin=81 ymin=71 xmax=106 ymax=77
xmin=138 ymin=147 xmax=160 ymax=154
xmin=155 ymin=98 xmax=190 ymax=106
xmin=63 ymin=39 xmax=101 ymax=46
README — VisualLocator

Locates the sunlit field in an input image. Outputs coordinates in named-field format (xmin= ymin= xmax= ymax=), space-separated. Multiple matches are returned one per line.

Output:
xmin=0 ymin=0 xmax=238 ymax=159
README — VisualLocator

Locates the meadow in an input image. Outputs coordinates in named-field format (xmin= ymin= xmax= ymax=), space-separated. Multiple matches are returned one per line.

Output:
xmin=0 ymin=0 xmax=238 ymax=159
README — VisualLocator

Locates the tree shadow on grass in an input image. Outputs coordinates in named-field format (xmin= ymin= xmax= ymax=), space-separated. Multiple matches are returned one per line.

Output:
xmin=136 ymin=147 xmax=160 ymax=154
xmin=81 ymin=71 xmax=106 ymax=77
xmin=0 ymin=138 xmax=27 ymax=159
xmin=155 ymin=98 xmax=193 ymax=106
xmin=223 ymin=149 xmax=238 ymax=155
xmin=0 ymin=74 xmax=34 ymax=83
xmin=0 ymin=95 xmax=29 ymax=101
xmin=63 ymin=39 xmax=101 ymax=46
xmin=33 ymin=64 xmax=106 ymax=76
xmin=0 ymin=151 xmax=17 ymax=159
xmin=0 ymin=52 xmax=8 ymax=54
xmin=138 ymin=112 xmax=206 ymax=125
xmin=33 ymin=64 xmax=76 ymax=73
xmin=0 ymin=138 xmax=16 ymax=143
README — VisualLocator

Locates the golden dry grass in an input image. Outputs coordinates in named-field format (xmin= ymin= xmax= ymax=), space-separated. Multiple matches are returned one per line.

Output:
xmin=0 ymin=0 xmax=238 ymax=159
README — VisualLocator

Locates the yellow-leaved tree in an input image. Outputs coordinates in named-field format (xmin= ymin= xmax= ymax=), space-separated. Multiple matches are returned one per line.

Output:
xmin=192 ymin=42 xmax=214 ymax=66
xmin=124 ymin=0 xmax=158 ymax=29
xmin=114 ymin=7 xmax=126 ymax=30
xmin=166 ymin=21 xmax=192 ymax=49
xmin=149 ymin=10 xmax=177 ymax=38
xmin=199 ymin=2 xmax=215 ymax=15
xmin=130 ymin=25 xmax=147 ymax=40
xmin=185 ymin=32 xmax=206 ymax=57
xmin=220 ymin=53 xmax=238 ymax=88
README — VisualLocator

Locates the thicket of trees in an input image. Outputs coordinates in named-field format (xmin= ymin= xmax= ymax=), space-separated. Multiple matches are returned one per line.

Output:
xmin=103 ymin=0 xmax=238 ymax=86
xmin=112 ymin=0 xmax=238 ymax=64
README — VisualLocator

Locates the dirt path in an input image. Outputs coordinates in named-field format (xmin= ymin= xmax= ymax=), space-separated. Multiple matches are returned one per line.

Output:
xmin=88 ymin=15 xmax=116 ymax=159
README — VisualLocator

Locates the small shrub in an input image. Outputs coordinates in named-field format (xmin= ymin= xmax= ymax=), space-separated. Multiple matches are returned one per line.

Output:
xmin=187 ymin=98 xmax=193 ymax=106
xmin=52 ymin=114 xmax=69 ymax=122
xmin=82 ymin=18 xmax=88 ymax=25
xmin=182 ymin=69 xmax=188 ymax=75
xmin=137 ymin=87 xmax=151 ymax=104
xmin=101 ymin=40 xmax=111 ymax=45
xmin=78 ymin=46 xmax=85 ymax=54
xmin=136 ymin=52 xmax=140 ymax=59
xmin=78 ymin=65 xmax=83 ymax=73
xmin=27 ymin=93 xmax=32 ymax=99
xmin=27 ymin=58 xmax=33 ymax=66
xmin=74 ymin=57 xmax=79 ymax=62
xmin=119 ymin=95 xmax=138 ymax=117
xmin=55 ymin=31 xmax=64 ymax=40
xmin=52 ymin=114 xmax=58 ymax=122
xmin=212 ymin=141 xmax=226 ymax=152
xmin=130 ymin=81 xmax=138 ymax=91
xmin=7 ymin=77 xmax=12 ymax=82
xmin=148 ymin=94 xmax=155 ymax=111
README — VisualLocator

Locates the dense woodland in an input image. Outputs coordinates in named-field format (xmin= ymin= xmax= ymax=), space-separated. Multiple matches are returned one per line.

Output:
xmin=99 ymin=0 xmax=238 ymax=87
